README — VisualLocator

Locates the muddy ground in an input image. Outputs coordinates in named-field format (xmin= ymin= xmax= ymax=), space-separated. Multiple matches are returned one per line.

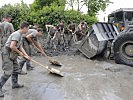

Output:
xmin=0 ymin=52 xmax=133 ymax=100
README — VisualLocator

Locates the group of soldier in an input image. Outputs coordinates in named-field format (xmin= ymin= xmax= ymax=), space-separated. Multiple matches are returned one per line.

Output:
xmin=0 ymin=14 xmax=88 ymax=97
xmin=45 ymin=20 xmax=88 ymax=50
xmin=0 ymin=15 xmax=45 ymax=97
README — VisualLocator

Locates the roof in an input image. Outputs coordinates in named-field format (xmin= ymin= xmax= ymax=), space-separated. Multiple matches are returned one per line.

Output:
xmin=109 ymin=8 xmax=133 ymax=15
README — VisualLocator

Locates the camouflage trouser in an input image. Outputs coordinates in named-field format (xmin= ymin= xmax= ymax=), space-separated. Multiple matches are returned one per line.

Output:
xmin=19 ymin=38 xmax=31 ymax=69
xmin=0 ymin=47 xmax=20 ymax=88
xmin=59 ymin=32 xmax=65 ymax=46
xmin=0 ymin=34 xmax=1 ymax=50
xmin=56 ymin=32 xmax=65 ymax=50
xmin=1 ymin=36 xmax=8 ymax=49
xmin=46 ymin=34 xmax=58 ymax=49
xmin=46 ymin=34 xmax=52 ymax=48
xmin=64 ymin=34 xmax=73 ymax=47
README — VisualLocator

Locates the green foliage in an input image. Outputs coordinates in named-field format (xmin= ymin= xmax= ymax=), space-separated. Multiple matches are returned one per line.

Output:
xmin=85 ymin=0 xmax=111 ymax=16
xmin=0 ymin=0 xmax=98 ymax=32
xmin=66 ymin=0 xmax=111 ymax=16
xmin=64 ymin=10 xmax=98 ymax=26
xmin=28 ymin=5 xmax=98 ymax=30
xmin=0 ymin=1 xmax=30 ymax=30
xmin=31 ymin=0 xmax=65 ymax=10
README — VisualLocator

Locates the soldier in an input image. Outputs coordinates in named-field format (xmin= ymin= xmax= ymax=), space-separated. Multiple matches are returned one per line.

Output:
xmin=76 ymin=21 xmax=88 ymax=41
xmin=33 ymin=23 xmax=40 ymax=29
xmin=65 ymin=22 xmax=77 ymax=46
xmin=0 ymin=22 xmax=30 ymax=97
xmin=19 ymin=28 xmax=44 ymax=71
xmin=0 ymin=22 xmax=2 ymax=50
xmin=0 ymin=15 xmax=14 ymax=49
xmin=58 ymin=21 xmax=65 ymax=49
xmin=45 ymin=24 xmax=59 ymax=49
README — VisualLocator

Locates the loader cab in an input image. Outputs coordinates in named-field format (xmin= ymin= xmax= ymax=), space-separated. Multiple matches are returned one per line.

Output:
xmin=108 ymin=8 xmax=133 ymax=32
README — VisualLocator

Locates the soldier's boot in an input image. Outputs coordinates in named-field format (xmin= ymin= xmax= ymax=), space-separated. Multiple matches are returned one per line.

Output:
xmin=0 ymin=75 xmax=10 ymax=97
xmin=26 ymin=61 xmax=34 ymax=71
xmin=12 ymin=73 xmax=24 ymax=89
xmin=0 ymin=87 xmax=4 ymax=97
xmin=18 ymin=61 xmax=27 ymax=75
xmin=19 ymin=61 xmax=25 ymax=70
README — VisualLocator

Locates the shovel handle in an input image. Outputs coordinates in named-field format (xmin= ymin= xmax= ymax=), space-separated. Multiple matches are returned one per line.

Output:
xmin=30 ymin=59 xmax=50 ymax=71
xmin=34 ymin=46 xmax=51 ymax=60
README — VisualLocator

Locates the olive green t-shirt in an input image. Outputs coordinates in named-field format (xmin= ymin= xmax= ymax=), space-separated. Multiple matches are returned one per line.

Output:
xmin=5 ymin=30 xmax=22 ymax=48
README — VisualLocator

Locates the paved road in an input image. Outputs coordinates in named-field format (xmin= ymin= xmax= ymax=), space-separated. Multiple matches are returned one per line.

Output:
xmin=0 ymin=54 xmax=133 ymax=100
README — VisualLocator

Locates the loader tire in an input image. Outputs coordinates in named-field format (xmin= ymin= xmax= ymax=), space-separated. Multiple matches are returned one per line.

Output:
xmin=113 ymin=32 xmax=133 ymax=67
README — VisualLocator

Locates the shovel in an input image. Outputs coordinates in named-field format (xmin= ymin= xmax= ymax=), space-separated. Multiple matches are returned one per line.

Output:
xmin=34 ymin=46 xmax=62 ymax=66
xmin=30 ymin=58 xmax=64 ymax=77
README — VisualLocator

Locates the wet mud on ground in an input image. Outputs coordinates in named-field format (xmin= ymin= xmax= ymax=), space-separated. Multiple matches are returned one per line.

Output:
xmin=0 ymin=53 xmax=133 ymax=100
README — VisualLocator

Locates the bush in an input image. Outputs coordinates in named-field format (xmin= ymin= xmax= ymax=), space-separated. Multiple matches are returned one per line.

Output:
xmin=0 ymin=2 xmax=30 ymax=30
xmin=0 ymin=2 xmax=98 ymax=32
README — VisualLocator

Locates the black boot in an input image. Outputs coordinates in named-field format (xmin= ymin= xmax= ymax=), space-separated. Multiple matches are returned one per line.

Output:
xmin=19 ymin=61 xmax=25 ymax=70
xmin=14 ymin=61 xmax=27 ymax=75
xmin=26 ymin=67 xmax=34 ymax=71
xmin=0 ymin=86 xmax=4 ymax=97
xmin=12 ymin=73 xmax=24 ymax=89
xmin=16 ymin=70 xmax=27 ymax=75
xmin=26 ymin=61 xmax=34 ymax=71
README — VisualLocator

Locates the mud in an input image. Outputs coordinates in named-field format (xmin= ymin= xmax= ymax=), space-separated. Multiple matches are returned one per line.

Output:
xmin=0 ymin=52 xmax=133 ymax=100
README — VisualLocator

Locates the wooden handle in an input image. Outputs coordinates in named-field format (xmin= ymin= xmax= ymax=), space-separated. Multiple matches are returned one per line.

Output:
xmin=34 ymin=46 xmax=50 ymax=60
xmin=30 ymin=59 xmax=50 ymax=71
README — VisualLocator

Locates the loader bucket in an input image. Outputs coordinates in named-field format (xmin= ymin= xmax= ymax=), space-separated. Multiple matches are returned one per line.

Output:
xmin=78 ymin=22 xmax=119 ymax=58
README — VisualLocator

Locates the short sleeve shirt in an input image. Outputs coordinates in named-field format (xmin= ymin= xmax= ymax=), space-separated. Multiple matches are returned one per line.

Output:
xmin=5 ymin=30 xmax=22 ymax=48
xmin=24 ymin=29 xmax=39 ymax=42
xmin=1 ymin=21 xmax=14 ymax=36
xmin=25 ymin=29 xmax=38 ymax=37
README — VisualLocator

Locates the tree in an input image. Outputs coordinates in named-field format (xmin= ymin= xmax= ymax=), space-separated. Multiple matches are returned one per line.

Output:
xmin=85 ymin=0 xmax=111 ymax=16
xmin=66 ymin=0 xmax=75 ymax=10
xmin=31 ymin=0 xmax=65 ymax=10
xmin=66 ymin=0 xmax=111 ymax=16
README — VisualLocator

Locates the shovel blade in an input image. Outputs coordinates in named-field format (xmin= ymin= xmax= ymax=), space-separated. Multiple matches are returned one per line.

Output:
xmin=50 ymin=68 xmax=64 ymax=77
xmin=49 ymin=60 xmax=62 ymax=66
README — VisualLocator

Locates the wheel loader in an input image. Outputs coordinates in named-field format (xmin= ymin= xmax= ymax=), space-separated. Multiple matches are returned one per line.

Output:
xmin=78 ymin=8 xmax=133 ymax=67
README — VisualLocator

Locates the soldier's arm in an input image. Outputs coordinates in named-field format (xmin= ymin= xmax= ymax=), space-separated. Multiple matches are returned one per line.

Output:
xmin=9 ymin=23 xmax=15 ymax=34
xmin=19 ymin=45 xmax=31 ymax=60
xmin=36 ymin=42 xmax=44 ymax=53
xmin=52 ymin=31 xmax=57 ymax=40
xmin=26 ymin=34 xmax=34 ymax=46
xmin=10 ymin=40 xmax=23 ymax=57
xmin=45 ymin=25 xmax=54 ymax=31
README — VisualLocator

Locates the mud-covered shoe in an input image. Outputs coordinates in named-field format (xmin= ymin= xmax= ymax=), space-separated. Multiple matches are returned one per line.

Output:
xmin=17 ymin=71 xmax=27 ymax=75
xmin=27 ymin=67 xmax=34 ymax=71
xmin=0 ymin=90 xmax=4 ymax=97
xmin=12 ymin=84 xmax=24 ymax=89
xmin=30 ymin=66 xmax=35 ymax=69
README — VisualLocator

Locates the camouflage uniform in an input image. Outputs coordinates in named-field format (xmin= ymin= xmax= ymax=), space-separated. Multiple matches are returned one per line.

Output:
xmin=64 ymin=23 xmax=77 ymax=46
xmin=46 ymin=27 xmax=58 ymax=49
xmin=19 ymin=29 xmax=38 ymax=70
xmin=0 ymin=22 xmax=2 ymax=50
xmin=0 ymin=30 xmax=23 ymax=96
xmin=76 ymin=22 xmax=88 ymax=41
xmin=58 ymin=23 xmax=65 ymax=49
xmin=0 ymin=21 xmax=14 ymax=49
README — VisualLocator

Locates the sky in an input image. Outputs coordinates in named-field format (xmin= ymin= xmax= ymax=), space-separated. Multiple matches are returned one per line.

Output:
xmin=0 ymin=0 xmax=133 ymax=22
